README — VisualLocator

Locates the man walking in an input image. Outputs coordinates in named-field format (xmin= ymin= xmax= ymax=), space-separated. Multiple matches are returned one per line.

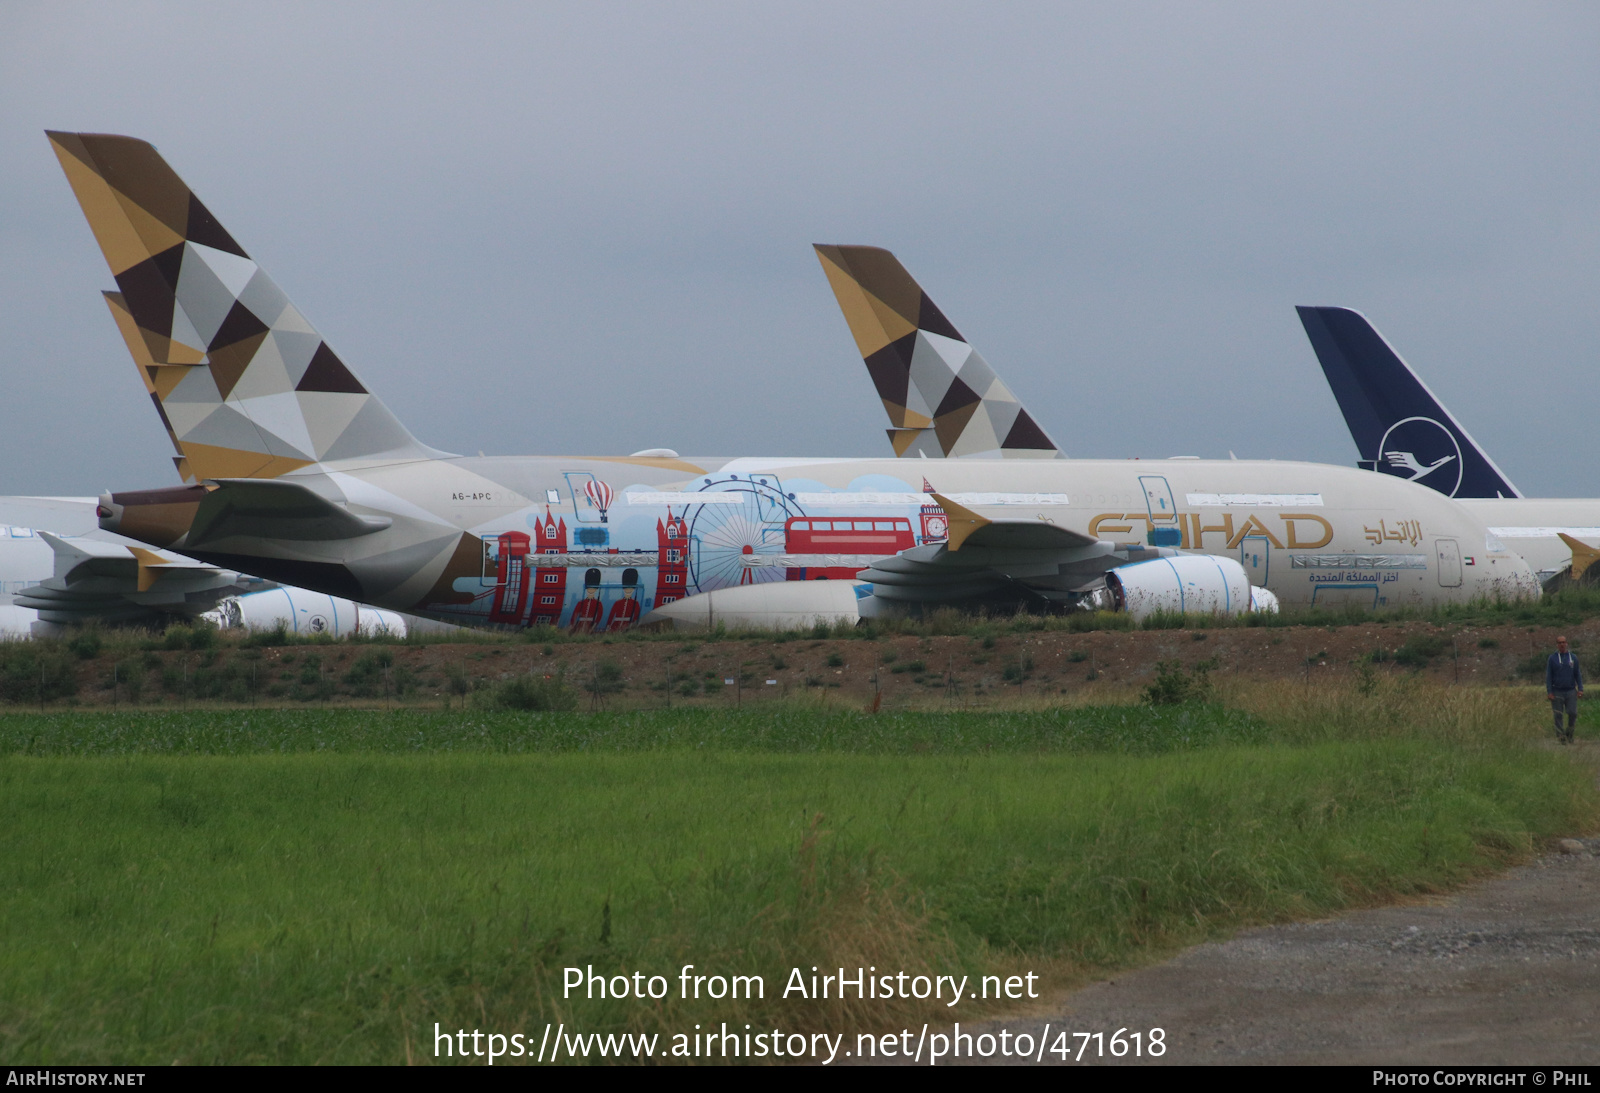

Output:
xmin=1546 ymin=635 xmax=1584 ymax=744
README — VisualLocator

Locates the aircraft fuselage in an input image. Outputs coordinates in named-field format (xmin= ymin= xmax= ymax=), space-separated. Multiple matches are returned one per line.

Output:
xmin=100 ymin=453 xmax=1538 ymax=630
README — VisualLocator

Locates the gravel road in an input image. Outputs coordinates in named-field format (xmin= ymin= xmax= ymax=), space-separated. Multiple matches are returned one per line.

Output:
xmin=966 ymin=835 xmax=1600 ymax=1065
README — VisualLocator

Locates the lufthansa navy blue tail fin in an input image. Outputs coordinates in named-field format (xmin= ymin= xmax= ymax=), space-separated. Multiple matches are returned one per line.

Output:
xmin=1295 ymin=305 xmax=1520 ymax=499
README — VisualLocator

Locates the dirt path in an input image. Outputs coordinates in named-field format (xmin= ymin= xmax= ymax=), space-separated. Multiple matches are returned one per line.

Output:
xmin=961 ymin=750 xmax=1600 ymax=1065
xmin=39 ymin=617 xmax=1600 ymax=709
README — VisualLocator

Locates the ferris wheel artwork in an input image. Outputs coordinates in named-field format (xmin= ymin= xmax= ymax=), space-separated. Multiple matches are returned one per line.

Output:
xmin=684 ymin=474 xmax=803 ymax=592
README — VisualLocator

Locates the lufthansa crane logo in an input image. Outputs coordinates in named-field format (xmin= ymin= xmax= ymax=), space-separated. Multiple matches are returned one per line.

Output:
xmin=1376 ymin=416 xmax=1463 ymax=497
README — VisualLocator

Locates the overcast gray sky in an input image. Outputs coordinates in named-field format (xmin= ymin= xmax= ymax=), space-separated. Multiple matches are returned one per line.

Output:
xmin=4 ymin=2 xmax=1598 ymax=495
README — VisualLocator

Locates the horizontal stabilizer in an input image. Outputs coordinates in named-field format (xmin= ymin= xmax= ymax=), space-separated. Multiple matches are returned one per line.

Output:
xmin=187 ymin=478 xmax=392 ymax=547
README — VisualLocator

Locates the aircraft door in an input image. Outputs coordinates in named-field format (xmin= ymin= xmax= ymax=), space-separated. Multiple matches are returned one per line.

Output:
xmin=1239 ymin=535 xmax=1269 ymax=586
xmin=1138 ymin=476 xmax=1178 ymax=524
xmin=1435 ymin=538 xmax=1462 ymax=587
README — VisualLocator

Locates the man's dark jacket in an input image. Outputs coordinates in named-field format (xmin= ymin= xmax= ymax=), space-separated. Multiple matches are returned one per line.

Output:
xmin=1547 ymin=651 xmax=1584 ymax=692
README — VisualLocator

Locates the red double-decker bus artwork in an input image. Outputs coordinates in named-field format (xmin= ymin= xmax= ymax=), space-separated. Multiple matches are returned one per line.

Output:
xmin=783 ymin=516 xmax=915 ymax=580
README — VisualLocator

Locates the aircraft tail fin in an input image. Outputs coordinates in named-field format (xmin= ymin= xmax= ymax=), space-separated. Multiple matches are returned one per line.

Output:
xmin=813 ymin=245 xmax=1059 ymax=459
xmin=47 ymin=131 xmax=437 ymax=482
xmin=1295 ymin=305 xmax=1520 ymax=499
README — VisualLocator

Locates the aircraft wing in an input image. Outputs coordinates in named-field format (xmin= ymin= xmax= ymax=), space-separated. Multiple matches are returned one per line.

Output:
xmin=855 ymin=493 xmax=1167 ymax=605
xmin=931 ymin=492 xmax=1095 ymax=551
xmin=187 ymin=478 xmax=393 ymax=547
xmin=12 ymin=532 xmax=267 ymax=622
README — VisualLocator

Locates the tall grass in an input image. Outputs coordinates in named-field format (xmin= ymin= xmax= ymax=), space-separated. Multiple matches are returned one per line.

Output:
xmin=0 ymin=703 xmax=1264 ymax=757
xmin=0 ymin=683 xmax=1593 ymax=1063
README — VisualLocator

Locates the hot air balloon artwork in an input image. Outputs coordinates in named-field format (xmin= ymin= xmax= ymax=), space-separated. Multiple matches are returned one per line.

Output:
xmin=584 ymin=479 xmax=615 ymax=523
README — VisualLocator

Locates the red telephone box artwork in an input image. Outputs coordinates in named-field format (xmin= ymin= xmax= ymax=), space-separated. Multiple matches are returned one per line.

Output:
xmin=487 ymin=530 xmax=531 ymax=624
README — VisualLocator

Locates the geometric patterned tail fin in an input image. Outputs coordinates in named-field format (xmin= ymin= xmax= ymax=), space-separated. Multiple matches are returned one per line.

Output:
xmin=47 ymin=131 xmax=435 ymax=482
xmin=813 ymin=244 xmax=1059 ymax=459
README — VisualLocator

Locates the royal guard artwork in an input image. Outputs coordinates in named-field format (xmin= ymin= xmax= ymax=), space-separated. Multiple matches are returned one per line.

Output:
xmin=605 ymin=568 xmax=642 ymax=632
xmin=569 ymin=568 xmax=604 ymax=634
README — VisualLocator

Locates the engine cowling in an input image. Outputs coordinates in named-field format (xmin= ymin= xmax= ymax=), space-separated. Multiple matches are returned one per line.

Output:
xmin=1104 ymin=555 xmax=1264 ymax=620
xmin=640 ymin=579 xmax=865 ymax=631
xmin=203 ymin=588 xmax=408 ymax=638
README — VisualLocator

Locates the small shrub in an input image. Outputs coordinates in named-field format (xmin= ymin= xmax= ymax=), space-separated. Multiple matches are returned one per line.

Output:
xmin=1067 ymin=650 xmax=1088 ymax=663
xmin=494 ymin=674 xmax=577 ymax=711
xmin=1393 ymin=634 xmax=1449 ymax=668
xmin=890 ymin=660 xmax=926 ymax=675
xmin=585 ymin=659 xmax=625 ymax=705
xmin=1000 ymin=652 xmax=1034 ymax=682
xmin=1141 ymin=658 xmax=1216 ymax=706
xmin=0 ymin=643 xmax=79 ymax=704
xmin=1355 ymin=660 xmax=1379 ymax=696
xmin=343 ymin=649 xmax=395 ymax=698
xmin=1477 ymin=637 xmax=1499 ymax=649
xmin=162 ymin=622 xmax=217 ymax=651
xmin=825 ymin=652 xmax=844 ymax=667
xmin=1514 ymin=651 xmax=1550 ymax=681
xmin=391 ymin=665 xmax=416 ymax=696
xmin=68 ymin=632 xmax=102 ymax=661
xmin=242 ymin=623 xmax=290 ymax=648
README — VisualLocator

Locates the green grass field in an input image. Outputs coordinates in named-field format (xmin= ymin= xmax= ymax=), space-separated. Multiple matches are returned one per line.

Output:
xmin=1 ymin=688 xmax=1594 ymax=1064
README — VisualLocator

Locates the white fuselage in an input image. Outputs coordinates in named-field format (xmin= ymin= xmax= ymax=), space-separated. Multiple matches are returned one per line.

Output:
xmin=122 ymin=453 xmax=1537 ymax=629
xmin=1453 ymin=498 xmax=1600 ymax=579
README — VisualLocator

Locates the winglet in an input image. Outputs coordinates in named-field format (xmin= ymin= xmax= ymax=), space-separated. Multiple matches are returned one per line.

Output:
xmin=127 ymin=546 xmax=170 ymax=592
xmin=1559 ymin=533 xmax=1600 ymax=581
xmin=930 ymin=492 xmax=990 ymax=552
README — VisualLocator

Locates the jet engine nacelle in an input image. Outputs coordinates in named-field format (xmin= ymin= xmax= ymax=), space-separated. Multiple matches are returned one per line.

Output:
xmin=203 ymin=587 xmax=408 ymax=638
xmin=640 ymin=580 xmax=865 ymax=632
xmin=1104 ymin=555 xmax=1264 ymax=621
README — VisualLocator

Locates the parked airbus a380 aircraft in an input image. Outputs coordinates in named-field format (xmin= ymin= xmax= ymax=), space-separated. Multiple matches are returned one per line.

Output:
xmin=0 ymin=496 xmax=410 ymax=639
xmin=1296 ymin=306 xmax=1600 ymax=583
xmin=46 ymin=132 xmax=1537 ymax=630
